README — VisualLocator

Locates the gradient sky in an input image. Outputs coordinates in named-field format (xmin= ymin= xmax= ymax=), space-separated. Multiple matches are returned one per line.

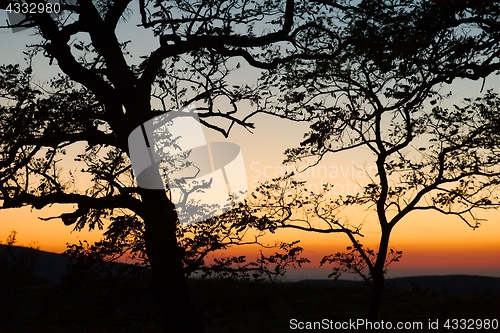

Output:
xmin=0 ymin=6 xmax=499 ymax=281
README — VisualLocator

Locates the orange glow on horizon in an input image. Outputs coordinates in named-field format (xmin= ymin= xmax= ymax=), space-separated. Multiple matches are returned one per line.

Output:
xmin=1 ymin=192 xmax=499 ymax=278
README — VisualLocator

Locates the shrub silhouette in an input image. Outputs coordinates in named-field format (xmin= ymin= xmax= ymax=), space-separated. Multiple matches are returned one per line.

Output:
xmin=0 ymin=230 xmax=40 ymax=332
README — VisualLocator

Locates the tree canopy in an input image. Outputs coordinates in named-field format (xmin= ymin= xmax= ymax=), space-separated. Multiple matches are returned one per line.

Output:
xmin=0 ymin=1 xmax=315 ymax=332
xmin=2 ymin=0 xmax=500 ymax=330
xmin=247 ymin=0 xmax=500 ymax=321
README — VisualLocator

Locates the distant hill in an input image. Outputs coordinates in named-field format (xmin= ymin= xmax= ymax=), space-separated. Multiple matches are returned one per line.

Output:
xmin=271 ymin=275 xmax=500 ymax=295
xmin=2 ymin=245 xmax=500 ymax=295
xmin=386 ymin=275 xmax=500 ymax=294
xmin=1 ymin=244 xmax=148 ymax=286
xmin=0 ymin=244 xmax=70 ymax=283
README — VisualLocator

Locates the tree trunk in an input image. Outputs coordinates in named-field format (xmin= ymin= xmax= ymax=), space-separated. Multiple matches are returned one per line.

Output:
xmin=141 ymin=188 xmax=204 ymax=333
xmin=367 ymin=227 xmax=392 ymax=325
xmin=368 ymin=269 xmax=385 ymax=322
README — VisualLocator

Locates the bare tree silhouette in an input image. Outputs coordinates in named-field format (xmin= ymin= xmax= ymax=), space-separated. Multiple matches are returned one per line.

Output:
xmin=0 ymin=1 xmax=317 ymax=331
xmin=247 ymin=0 xmax=500 ymax=323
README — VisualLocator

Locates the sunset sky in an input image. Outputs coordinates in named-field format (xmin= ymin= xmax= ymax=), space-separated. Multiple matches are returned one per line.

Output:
xmin=1 ymin=5 xmax=499 ymax=281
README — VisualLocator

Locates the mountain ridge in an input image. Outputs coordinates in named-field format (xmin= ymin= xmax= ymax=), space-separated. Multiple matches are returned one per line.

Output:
xmin=2 ymin=244 xmax=499 ymax=295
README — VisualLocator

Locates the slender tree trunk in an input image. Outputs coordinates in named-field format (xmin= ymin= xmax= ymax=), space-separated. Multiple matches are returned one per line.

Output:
xmin=368 ymin=269 xmax=385 ymax=322
xmin=367 ymin=227 xmax=392 ymax=325
xmin=141 ymin=188 xmax=204 ymax=333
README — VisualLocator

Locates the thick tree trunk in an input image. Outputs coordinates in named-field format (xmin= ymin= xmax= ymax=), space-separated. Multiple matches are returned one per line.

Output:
xmin=141 ymin=189 xmax=204 ymax=333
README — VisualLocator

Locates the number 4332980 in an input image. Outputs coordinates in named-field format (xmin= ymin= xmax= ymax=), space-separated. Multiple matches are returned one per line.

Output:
xmin=444 ymin=319 xmax=498 ymax=330
xmin=4 ymin=2 xmax=61 ymax=14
